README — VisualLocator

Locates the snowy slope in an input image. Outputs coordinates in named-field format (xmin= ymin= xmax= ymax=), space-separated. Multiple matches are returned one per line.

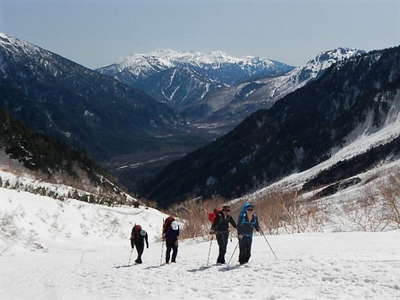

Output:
xmin=253 ymin=47 xmax=366 ymax=104
xmin=0 ymin=187 xmax=165 ymax=252
xmin=245 ymin=101 xmax=400 ymax=202
xmin=1 ymin=164 xmax=399 ymax=299
xmin=0 ymin=226 xmax=399 ymax=299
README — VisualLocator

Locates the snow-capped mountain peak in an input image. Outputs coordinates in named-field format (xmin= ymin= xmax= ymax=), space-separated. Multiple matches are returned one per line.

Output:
xmin=301 ymin=47 xmax=366 ymax=77
xmin=0 ymin=32 xmax=40 ymax=56
xmin=98 ymin=49 xmax=294 ymax=84
xmin=122 ymin=49 xmax=271 ymax=67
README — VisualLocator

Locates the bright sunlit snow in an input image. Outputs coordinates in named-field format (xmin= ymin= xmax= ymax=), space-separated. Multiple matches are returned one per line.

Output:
xmin=1 ymin=188 xmax=399 ymax=300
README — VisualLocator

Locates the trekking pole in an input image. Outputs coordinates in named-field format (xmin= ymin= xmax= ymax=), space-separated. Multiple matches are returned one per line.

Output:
xmin=160 ymin=218 xmax=165 ymax=265
xmin=227 ymin=241 xmax=239 ymax=265
xmin=160 ymin=239 xmax=164 ymax=265
xmin=260 ymin=229 xmax=278 ymax=260
xmin=206 ymin=234 xmax=213 ymax=266
xmin=128 ymin=248 xmax=134 ymax=266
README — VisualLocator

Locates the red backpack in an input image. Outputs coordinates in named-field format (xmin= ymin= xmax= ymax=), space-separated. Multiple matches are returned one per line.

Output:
xmin=163 ymin=216 xmax=175 ymax=233
xmin=208 ymin=208 xmax=222 ymax=223
xmin=132 ymin=224 xmax=142 ymax=239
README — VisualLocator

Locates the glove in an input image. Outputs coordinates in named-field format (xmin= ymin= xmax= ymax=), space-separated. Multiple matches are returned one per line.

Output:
xmin=238 ymin=234 xmax=243 ymax=240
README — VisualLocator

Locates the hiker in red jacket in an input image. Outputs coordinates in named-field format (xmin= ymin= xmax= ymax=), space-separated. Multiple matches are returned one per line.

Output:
xmin=210 ymin=205 xmax=237 ymax=264
xmin=162 ymin=216 xmax=180 ymax=264
xmin=130 ymin=224 xmax=149 ymax=264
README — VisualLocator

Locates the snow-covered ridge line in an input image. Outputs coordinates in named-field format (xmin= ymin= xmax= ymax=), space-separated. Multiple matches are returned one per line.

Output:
xmin=0 ymin=32 xmax=42 ymax=57
xmin=0 ymin=169 xmax=137 ymax=206
xmin=120 ymin=49 xmax=276 ymax=68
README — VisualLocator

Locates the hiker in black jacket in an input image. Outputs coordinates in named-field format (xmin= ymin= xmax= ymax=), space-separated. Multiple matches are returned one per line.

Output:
xmin=162 ymin=217 xmax=180 ymax=264
xmin=130 ymin=224 xmax=149 ymax=264
xmin=210 ymin=205 xmax=237 ymax=264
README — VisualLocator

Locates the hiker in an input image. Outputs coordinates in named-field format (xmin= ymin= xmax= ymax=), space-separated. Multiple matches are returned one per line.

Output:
xmin=210 ymin=205 xmax=237 ymax=264
xmin=237 ymin=202 xmax=260 ymax=264
xmin=130 ymin=224 xmax=149 ymax=264
xmin=162 ymin=216 xmax=180 ymax=264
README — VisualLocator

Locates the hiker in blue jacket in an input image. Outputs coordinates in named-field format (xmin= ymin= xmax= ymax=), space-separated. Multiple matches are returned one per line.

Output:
xmin=237 ymin=202 xmax=260 ymax=264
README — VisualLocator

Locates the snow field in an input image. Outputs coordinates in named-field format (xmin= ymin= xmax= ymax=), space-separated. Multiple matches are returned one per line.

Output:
xmin=1 ymin=187 xmax=399 ymax=300
xmin=0 ymin=187 xmax=165 ymax=252
xmin=0 ymin=231 xmax=399 ymax=300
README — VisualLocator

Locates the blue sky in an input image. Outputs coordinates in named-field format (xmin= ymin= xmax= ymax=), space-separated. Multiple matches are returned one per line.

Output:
xmin=0 ymin=0 xmax=399 ymax=68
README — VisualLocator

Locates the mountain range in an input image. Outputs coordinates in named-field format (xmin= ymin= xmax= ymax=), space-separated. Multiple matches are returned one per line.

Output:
xmin=99 ymin=47 xmax=365 ymax=136
xmin=182 ymin=48 xmax=366 ymax=134
xmin=97 ymin=49 xmax=294 ymax=109
xmin=142 ymin=45 xmax=400 ymax=207
xmin=2 ymin=32 xmax=395 ymax=208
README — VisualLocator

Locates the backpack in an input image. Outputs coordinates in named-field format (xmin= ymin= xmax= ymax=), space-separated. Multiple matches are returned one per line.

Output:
xmin=131 ymin=224 xmax=142 ymax=239
xmin=163 ymin=216 xmax=175 ymax=232
xmin=208 ymin=208 xmax=222 ymax=223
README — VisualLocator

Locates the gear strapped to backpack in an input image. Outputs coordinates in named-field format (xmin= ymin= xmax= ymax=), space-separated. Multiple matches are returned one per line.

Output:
xmin=208 ymin=208 xmax=222 ymax=223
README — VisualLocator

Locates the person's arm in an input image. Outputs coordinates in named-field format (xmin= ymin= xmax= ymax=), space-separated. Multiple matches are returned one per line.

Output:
xmin=162 ymin=223 xmax=166 ymax=240
xmin=130 ymin=228 xmax=135 ymax=248
xmin=145 ymin=233 xmax=149 ymax=248
xmin=255 ymin=216 xmax=260 ymax=232
xmin=237 ymin=214 xmax=243 ymax=238
xmin=229 ymin=216 xmax=237 ymax=229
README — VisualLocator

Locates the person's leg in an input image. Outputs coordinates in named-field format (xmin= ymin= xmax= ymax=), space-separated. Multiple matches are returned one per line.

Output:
xmin=171 ymin=241 xmax=178 ymax=262
xmin=243 ymin=237 xmax=252 ymax=263
xmin=216 ymin=234 xmax=224 ymax=263
xmin=165 ymin=240 xmax=172 ymax=263
xmin=247 ymin=237 xmax=253 ymax=261
xmin=135 ymin=242 xmax=144 ymax=263
xmin=220 ymin=233 xmax=228 ymax=263
xmin=238 ymin=238 xmax=246 ymax=264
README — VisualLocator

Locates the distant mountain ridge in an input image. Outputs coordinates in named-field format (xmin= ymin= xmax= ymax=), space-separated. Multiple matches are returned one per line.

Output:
xmin=97 ymin=49 xmax=294 ymax=108
xmin=182 ymin=47 xmax=366 ymax=134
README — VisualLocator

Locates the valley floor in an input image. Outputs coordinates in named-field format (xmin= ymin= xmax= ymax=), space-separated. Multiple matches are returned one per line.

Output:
xmin=1 ymin=231 xmax=399 ymax=300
